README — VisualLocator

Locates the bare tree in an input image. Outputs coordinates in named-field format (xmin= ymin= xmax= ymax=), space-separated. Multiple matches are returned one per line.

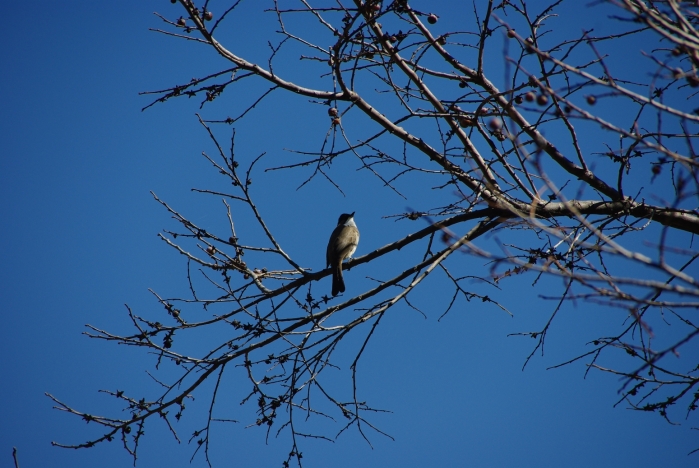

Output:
xmin=48 ymin=0 xmax=699 ymax=466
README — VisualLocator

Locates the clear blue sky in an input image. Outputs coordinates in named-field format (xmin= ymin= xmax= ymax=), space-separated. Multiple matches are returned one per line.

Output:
xmin=1 ymin=1 xmax=697 ymax=467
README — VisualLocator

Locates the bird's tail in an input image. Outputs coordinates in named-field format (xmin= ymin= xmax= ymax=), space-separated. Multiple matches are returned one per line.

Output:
xmin=332 ymin=263 xmax=345 ymax=296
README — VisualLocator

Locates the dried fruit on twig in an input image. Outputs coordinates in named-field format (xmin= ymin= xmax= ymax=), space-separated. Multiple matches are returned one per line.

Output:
xmin=427 ymin=14 xmax=438 ymax=24
xmin=525 ymin=37 xmax=534 ymax=52
xmin=536 ymin=94 xmax=548 ymax=106
xmin=586 ymin=95 xmax=597 ymax=105
xmin=204 ymin=11 xmax=213 ymax=21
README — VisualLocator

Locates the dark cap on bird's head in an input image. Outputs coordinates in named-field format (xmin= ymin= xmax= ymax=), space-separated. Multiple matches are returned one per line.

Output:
xmin=337 ymin=212 xmax=355 ymax=224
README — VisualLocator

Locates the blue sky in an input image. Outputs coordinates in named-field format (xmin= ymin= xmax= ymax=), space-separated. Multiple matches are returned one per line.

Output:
xmin=2 ymin=1 xmax=698 ymax=467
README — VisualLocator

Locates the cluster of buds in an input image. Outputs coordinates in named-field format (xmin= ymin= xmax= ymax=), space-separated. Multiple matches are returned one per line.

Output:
xmin=171 ymin=1 xmax=213 ymax=24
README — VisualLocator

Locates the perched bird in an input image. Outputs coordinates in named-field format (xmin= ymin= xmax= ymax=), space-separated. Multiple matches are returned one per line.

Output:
xmin=326 ymin=213 xmax=360 ymax=296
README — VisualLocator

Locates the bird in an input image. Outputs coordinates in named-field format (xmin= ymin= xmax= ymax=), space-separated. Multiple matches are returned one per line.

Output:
xmin=326 ymin=212 xmax=360 ymax=296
